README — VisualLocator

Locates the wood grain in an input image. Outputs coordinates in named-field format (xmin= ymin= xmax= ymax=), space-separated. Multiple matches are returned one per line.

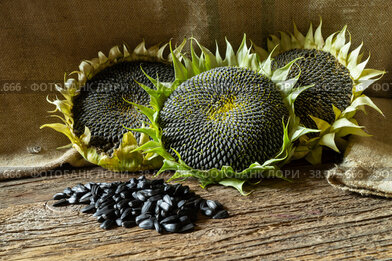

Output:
xmin=1 ymin=166 xmax=392 ymax=260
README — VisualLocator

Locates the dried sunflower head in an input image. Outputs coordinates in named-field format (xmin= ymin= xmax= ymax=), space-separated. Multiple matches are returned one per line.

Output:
xmin=131 ymin=36 xmax=316 ymax=194
xmin=41 ymin=41 xmax=185 ymax=171
xmin=253 ymin=20 xmax=385 ymax=164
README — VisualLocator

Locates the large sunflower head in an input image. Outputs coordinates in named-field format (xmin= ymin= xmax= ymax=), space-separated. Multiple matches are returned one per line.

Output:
xmin=131 ymin=35 xmax=316 ymax=194
xmin=41 ymin=41 xmax=186 ymax=171
xmin=253 ymin=20 xmax=385 ymax=164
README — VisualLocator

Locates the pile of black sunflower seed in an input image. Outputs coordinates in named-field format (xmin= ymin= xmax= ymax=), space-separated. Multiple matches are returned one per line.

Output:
xmin=52 ymin=176 xmax=229 ymax=233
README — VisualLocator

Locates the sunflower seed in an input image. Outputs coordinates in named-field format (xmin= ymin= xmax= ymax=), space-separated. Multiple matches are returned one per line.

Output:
xmin=101 ymin=209 xmax=116 ymax=220
xmin=136 ymin=213 xmax=151 ymax=225
xmin=139 ymin=218 xmax=155 ymax=230
xmin=79 ymin=192 xmax=92 ymax=203
xmin=116 ymin=199 xmax=130 ymax=210
xmin=141 ymin=201 xmax=154 ymax=214
xmin=162 ymin=223 xmax=181 ymax=233
xmin=206 ymin=200 xmax=223 ymax=210
xmin=97 ymin=215 xmax=105 ymax=223
xmin=180 ymin=223 xmax=194 ymax=233
xmin=122 ymin=220 xmax=136 ymax=228
xmin=112 ymin=195 xmax=122 ymax=203
xmin=160 ymin=215 xmax=178 ymax=224
xmin=67 ymin=195 xmax=78 ymax=204
xmin=53 ymin=192 xmax=67 ymax=200
xmin=72 ymin=183 xmax=87 ymax=193
xmin=179 ymin=215 xmax=190 ymax=224
xmin=151 ymin=179 xmax=164 ymax=186
xmin=63 ymin=187 xmax=73 ymax=196
xmin=120 ymin=190 xmax=132 ymax=199
xmin=131 ymin=208 xmax=141 ymax=216
xmin=163 ymin=194 xmax=173 ymax=206
xmin=203 ymin=209 xmax=214 ymax=217
xmin=177 ymin=200 xmax=186 ymax=208
xmin=128 ymin=199 xmax=143 ymax=208
xmin=159 ymin=201 xmax=171 ymax=212
xmin=52 ymin=198 xmax=68 ymax=207
xmin=212 ymin=210 xmax=229 ymax=219
xmin=94 ymin=205 xmax=112 ymax=217
xmin=120 ymin=208 xmax=132 ymax=221
xmin=148 ymin=194 xmax=162 ymax=202
xmin=100 ymin=219 xmax=115 ymax=230
xmin=115 ymin=184 xmax=127 ymax=194
xmin=81 ymin=204 xmax=96 ymax=214
xmin=115 ymin=218 xmax=123 ymax=227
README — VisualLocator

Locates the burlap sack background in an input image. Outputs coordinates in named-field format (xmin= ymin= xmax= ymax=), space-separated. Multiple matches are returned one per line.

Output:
xmin=1 ymin=0 xmax=391 ymax=180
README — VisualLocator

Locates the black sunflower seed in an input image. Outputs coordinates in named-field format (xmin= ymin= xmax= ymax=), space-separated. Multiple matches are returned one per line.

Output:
xmin=115 ymin=218 xmax=123 ymax=227
xmin=163 ymin=194 xmax=173 ymax=206
xmin=52 ymin=198 xmax=69 ymax=207
xmin=148 ymin=194 xmax=163 ymax=202
xmin=94 ymin=205 xmax=112 ymax=217
xmin=53 ymin=192 xmax=67 ymax=200
xmin=128 ymin=199 xmax=143 ymax=208
xmin=84 ymin=182 xmax=94 ymax=191
xmin=160 ymin=215 xmax=178 ymax=224
xmin=159 ymin=201 xmax=171 ymax=212
xmin=151 ymin=179 xmax=164 ymax=187
xmin=162 ymin=223 xmax=181 ymax=233
xmin=141 ymin=201 xmax=154 ymax=214
xmin=122 ymin=220 xmax=136 ymax=228
xmin=81 ymin=204 xmax=96 ymax=214
xmin=120 ymin=208 xmax=132 ymax=221
xmin=100 ymin=219 xmax=115 ymax=230
xmin=115 ymin=184 xmax=127 ymax=194
xmin=206 ymin=200 xmax=223 ymax=211
xmin=131 ymin=208 xmax=142 ymax=216
xmin=180 ymin=223 xmax=194 ymax=233
xmin=101 ymin=209 xmax=116 ymax=220
xmin=203 ymin=209 xmax=215 ymax=217
xmin=139 ymin=218 xmax=155 ymax=230
xmin=116 ymin=199 xmax=130 ymax=210
xmin=136 ymin=213 xmax=151 ymax=225
xmin=112 ymin=195 xmax=122 ymax=203
xmin=67 ymin=195 xmax=78 ymax=204
xmin=154 ymin=219 xmax=162 ymax=234
xmin=97 ymin=215 xmax=105 ymax=223
xmin=63 ymin=187 xmax=73 ymax=196
xmin=72 ymin=183 xmax=87 ymax=193
xmin=179 ymin=215 xmax=190 ymax=224
xmin=79 ymin=192 xmax=92 ymax=204
xmin=177 ymin=200 xmax=186 ymax=208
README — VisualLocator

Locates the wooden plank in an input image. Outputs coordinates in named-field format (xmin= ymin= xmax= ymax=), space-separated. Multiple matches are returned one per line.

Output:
xmin=1 ymin=166 xmax=392 ymax=260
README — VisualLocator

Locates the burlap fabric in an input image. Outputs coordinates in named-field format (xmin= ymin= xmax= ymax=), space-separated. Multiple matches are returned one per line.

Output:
xmin=1 ymin=0 xmax=391 ymax=196
xmin=327 ymin=98 xmax=392 ymax=197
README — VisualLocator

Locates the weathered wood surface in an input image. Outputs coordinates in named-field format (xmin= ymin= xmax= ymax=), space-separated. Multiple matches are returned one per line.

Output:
xmin=1 ymin=166 xmax=392 ymax=260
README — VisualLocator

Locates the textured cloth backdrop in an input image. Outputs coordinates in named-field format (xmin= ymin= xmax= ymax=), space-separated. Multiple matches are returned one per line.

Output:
xmin=0 ymin=0 xmax=391 ymax=192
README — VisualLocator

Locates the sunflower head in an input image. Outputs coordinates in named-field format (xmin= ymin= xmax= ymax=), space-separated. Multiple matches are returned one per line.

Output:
xmin=41 ymin=41 xmax=186 ymax=171
xmin=253 ymin=19 xmax=385 ymax=164
xmin=131 ymin=35 xmax=316 ymax=194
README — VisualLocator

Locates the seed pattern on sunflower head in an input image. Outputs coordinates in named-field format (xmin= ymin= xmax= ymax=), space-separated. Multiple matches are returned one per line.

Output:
xmin=41 ymin=41 xmax=186 ymax=171
xmin=132 ymin=35 xmax=315 ymax=194
xmin=160 ymin=66 xmax=289 ymax=171
xmin=72 ymin=61 xmax=174 ymax=154
xmin=253 ymin=19 xmax=385 ymax=164
xmin=272 ymin=49 xmax=353 ymax=129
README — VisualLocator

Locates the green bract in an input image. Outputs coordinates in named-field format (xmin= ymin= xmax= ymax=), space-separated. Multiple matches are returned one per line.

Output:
xmin=253 ymin=20 xmax=385 ymax=164
xmin=131 ymin=35 xmax=316 ymax=194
